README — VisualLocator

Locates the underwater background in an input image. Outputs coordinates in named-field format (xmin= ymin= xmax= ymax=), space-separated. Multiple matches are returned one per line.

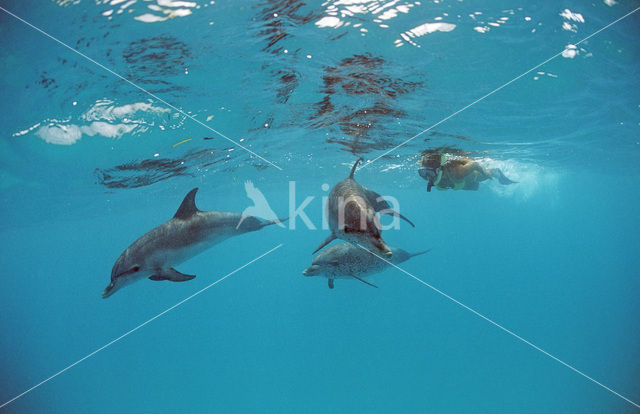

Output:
xmin=0 ymin=0 xmax=639 ymax=412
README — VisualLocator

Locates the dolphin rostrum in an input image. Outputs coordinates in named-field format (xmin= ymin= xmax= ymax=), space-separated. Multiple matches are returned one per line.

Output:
xmin=303 ymin=242 xmax=429 ymax=289
xmin=103 ymin=188 xmax=287 ymax=298
xmin=312 ymin=157 xmax=414 ymax=257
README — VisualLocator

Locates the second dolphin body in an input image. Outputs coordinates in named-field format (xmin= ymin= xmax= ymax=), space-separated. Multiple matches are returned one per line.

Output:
xmin=303 ymin=242 xmax=429 ymax=289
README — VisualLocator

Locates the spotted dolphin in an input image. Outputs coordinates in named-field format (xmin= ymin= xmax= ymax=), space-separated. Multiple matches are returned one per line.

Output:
xmin=312 ymin=157 xmax=414 ymax=257
xmin=103 ymin=188 xmax=287 ymax=298
xmin=303 ymin=242 xmax=429 ymax=289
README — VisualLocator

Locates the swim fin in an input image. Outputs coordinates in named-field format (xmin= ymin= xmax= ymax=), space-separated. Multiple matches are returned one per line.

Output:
xmin=492 ymin=169 xmax=517 ymax=185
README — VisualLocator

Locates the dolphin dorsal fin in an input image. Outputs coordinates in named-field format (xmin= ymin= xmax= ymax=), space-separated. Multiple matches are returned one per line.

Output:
xmin=174 ymin=188 xmax=200 ymax=219
xmin=349 ymin=157 xmax=364 ymax=179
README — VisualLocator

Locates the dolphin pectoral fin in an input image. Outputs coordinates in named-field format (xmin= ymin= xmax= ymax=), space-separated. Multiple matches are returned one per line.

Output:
xmin=351 ymin=274 xmax=378 ymax=288
xmin=313 ymin=234 xmax=337 ymax=255
xmin=379 ymin=208 xmax=415 ymax=228
xmin=149 ymin=268 xmax=196 ymax=282
xmin=328 ymin=279 xmax=334 ymax=289
xmin=364 ymin=189 xmax=415 ymax=228
xmin=364 ymin=188 xmax=386 ymax=211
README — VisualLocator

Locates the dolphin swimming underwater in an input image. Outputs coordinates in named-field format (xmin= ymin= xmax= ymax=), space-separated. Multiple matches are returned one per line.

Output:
xmin=303 ymin=242 xmax=429 ymax=289
xmin=312 ymin=157 xmax=414 ymax=257
xmin=103 ymin=188 xmax=287 ymax=298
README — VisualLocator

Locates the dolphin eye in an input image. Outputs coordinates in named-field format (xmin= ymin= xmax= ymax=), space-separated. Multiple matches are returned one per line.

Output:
xmin=132 ymin=266 xmax=140 ymax=272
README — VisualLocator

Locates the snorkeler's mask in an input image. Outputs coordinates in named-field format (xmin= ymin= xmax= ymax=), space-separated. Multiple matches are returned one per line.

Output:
xmin=419 ymin=167 xmax=437 ymax=181
xmin=419 ymin=153 xmax=446 ymax=192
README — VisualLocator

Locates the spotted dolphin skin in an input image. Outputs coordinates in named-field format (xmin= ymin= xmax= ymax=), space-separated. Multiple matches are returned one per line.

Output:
xmin=303 ymin=242 xmax=429 ymax=289
xmin=103 ymin=188 xmax=287 ymax=298
xmin=312 ymin=157 xmax=415 ymax=257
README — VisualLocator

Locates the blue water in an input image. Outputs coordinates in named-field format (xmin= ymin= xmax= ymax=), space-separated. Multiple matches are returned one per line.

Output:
xmin=1 ymin=0 xmax=639 ymax=412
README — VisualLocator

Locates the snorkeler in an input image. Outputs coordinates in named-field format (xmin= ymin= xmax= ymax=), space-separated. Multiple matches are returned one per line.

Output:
xmin=418 ymin=149 xmax=516 ymax=192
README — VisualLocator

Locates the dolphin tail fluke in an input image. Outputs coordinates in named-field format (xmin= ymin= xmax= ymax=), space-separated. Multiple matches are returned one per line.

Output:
xmin=491 ymin=168 xmax=517 ymax=185
xmin=260 ymin=216 xmax=289 ymax=228
xmin=149 ymin=268 xmax=195 ymax=282
xmin=349 ymin=157 xmax=364 ymax=178
xmin=352 ymin=274 xmax=378 ymax=288
xmin=379 ymin=208 xmax=415 ymax=228
xmin=409 ymin=249 xmax=432 ymax=258
xmin=313 ymin=234 xmax=337 ymax=255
